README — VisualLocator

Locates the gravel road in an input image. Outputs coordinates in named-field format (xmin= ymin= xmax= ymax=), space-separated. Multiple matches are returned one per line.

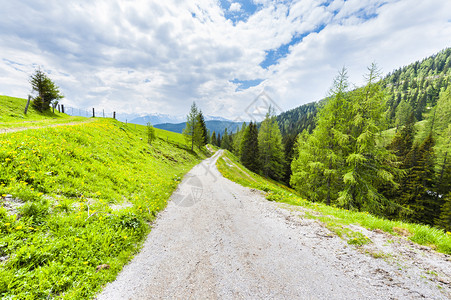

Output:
xmin=97 ymin=150 xmax=450 ymax=299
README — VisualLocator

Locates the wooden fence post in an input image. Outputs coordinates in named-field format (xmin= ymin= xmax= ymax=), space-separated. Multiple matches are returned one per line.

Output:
xmin=92 ymin=108 xmax=95 ymax=118
xmin=24 ymin=95 xmax=31 ymax=114
xmin=113 ymin=112 xmax=116 ymax=119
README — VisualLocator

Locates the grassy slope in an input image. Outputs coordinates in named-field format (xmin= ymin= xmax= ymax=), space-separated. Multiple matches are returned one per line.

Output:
xmin=0 ymin=95 xmax=87 ymax=129
xmin=216 ymin=150 xmax=451 ymax=254
xmin=0 ymin=102 xmax=207 ymax=298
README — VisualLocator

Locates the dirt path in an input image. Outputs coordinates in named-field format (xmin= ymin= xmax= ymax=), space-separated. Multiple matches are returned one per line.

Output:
xmin=0 ymin=119 xmax=94 ymax=134
xmin=97 ymin=150 xmax=450 ymax=299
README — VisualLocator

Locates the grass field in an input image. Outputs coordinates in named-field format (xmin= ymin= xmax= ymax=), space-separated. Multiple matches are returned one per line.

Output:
xmin=0 ymin=96 xmax=207 ymax=299
xmin=216 ymin=150 xmax=451 ymax=255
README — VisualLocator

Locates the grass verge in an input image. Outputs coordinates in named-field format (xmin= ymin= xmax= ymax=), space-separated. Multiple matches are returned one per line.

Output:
xmin=0 ymin=118 xmax=206 ymax=299
xmin=216 ymin=150 xmax=451 ymax=254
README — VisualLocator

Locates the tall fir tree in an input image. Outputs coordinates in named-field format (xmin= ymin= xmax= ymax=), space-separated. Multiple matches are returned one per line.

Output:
xmin=233 ymin=123 xmax=247 ymax=157
xmin=291 ymin=68 xmax=351 ymax=204
xmin=240 ymin=122 xmax=259 ymax=173
xmin=183 ymin=102 xmax=203 ymax=151
xmin=338 ymin=64 xmax=398 ymax=213
xmin=401 ymin=133 xmax=439 ymax=225
xmin=439 ymin=192 xmax=451 ymax=232
xmin=258 ymin=108 xmax=285 ymax=181
xmin=211 ymin=131 xmax=217 ymax=146
xmin=197 ymin=110 xmax=208 ymax=146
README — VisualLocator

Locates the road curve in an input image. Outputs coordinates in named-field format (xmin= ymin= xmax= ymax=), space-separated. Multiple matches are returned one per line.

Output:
xmin=97 ymin=150 xmax=449 ymax=300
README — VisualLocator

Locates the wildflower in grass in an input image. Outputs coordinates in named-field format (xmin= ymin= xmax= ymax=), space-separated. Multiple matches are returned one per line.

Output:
xmin=447 ymin=232 xmax=451 ymax=236
xmin=4 ymin=223 xmax=10 ymax=226
xmin=123 ymin=236 xmax=127 ymax=239
xmin=110 ymin=244 xmax=114 ymax=247
xmin=16 ymin=226 xmax=23 ymax=230
xmin=28 ymin=227 xmax=34 ymax=230
xmin=83 ymin=261 xmax=88 ymax=265
xmin=75 ymin=238 xmax=81 ymax=242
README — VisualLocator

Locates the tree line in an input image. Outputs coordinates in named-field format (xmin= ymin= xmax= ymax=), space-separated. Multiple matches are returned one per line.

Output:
xmin=205 ymin=63 xmax=449 ymax=232
xmin=209 ymin=107 xmax=287 ymax=183
xmin=290 ymin=65 xmax=450 ymax=231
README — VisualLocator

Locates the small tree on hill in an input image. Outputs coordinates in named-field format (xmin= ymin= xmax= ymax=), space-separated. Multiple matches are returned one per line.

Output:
xmin=183 ymin=102 xmax=205 ymax=150
xmin=30 ymin=68 xmax=63 ymax=112
xmin=147 ymin=122 xmax=156 ymax=145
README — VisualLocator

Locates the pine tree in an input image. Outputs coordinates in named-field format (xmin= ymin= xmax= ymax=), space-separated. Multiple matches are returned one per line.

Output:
xmin=439 ymin=192 xmax=451 ymax=231
xmin=240 ymin=122 xmax=259 ymax=173
xmin=197 ymin=110 xmax=208 ymax=146
xmin=233 ymin=123 xmax=247 ymax=157
xmin=432 ymin=86 xmax=451 ymax=207
xmin=338 ymin=64 xmax=398 ymax=213
xmin=30 ymin=68 xmax=63 ymax=112
xmin=183 ymin=102 xmax=202 ymax=151
xmin=291 ymin=68 xmax=351 ymax=204
xmin=221 ymin=128 xmax=231 ymax=151
xmin=211 ymin=131 xmax=217 ymax=146
xmin=402 ymin=133 xmax=439 ymax=225
xmin=258 ymin=108 xmax=285 ymax=181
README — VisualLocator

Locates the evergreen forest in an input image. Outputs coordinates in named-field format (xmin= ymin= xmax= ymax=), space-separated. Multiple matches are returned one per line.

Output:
xmin=210 ymin=48 xmax=451 ymax=231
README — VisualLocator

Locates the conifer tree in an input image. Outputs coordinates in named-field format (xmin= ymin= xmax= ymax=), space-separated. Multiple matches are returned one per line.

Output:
xmin=211 ymin=131 xmax=217 ymax=146
xmin=240 ymin=122 xmax=259 ymax=173
xmin=401 ymin=133 xmax=439 ymax=224
xmin=258 ymin=108 xmax=285 ymax=181
xmin=233 ymin=123 xmax=247 ymax=157
xmin=439 ymin=192 xmax=451 ymax=231
xmin=30 ymin=68 xmax=63 ymax=112
xmin=197 ymin=110 xmax=208 ymax=146
xmin=291 ymin=68 xmax=351 ymax=204
xmin=183 ymin=102 xmax=203 ymax=150
xmin=338 ymin=64 xmax=398 ymax=213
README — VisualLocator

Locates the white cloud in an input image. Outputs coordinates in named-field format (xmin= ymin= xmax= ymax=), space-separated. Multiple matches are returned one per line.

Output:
xmin=0 ymin=0 xmax=450 ymax=120
xmin=229 ymin=3 xmax=242 ymax=12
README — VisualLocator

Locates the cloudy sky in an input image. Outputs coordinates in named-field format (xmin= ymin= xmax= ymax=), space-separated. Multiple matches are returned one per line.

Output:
xmin=1 ymin=0 xmax=450 ymax=120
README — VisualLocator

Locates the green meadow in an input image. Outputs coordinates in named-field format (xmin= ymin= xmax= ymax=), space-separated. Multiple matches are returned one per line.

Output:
xmin=0 ymin=96 xmax=207 ymax=299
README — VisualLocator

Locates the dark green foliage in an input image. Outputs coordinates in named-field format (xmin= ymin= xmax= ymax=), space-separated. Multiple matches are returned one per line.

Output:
xmin=439 ymin=193 xmax=451 ymax=231
xmin=292 ymin=66 xmax=399 ymax=215
xmin=197 ymin=111 xmax=208 ymax=146
xmin=240 ymin=122 xmax=259 ymax=173
xmin=276 ymin=102 xmax=318 ymax=137
xmin=258 ymin=108 xmax=285 ymax=181
xmin=183 ymin=102 xmax=205 ymax=150
xmin=282 ymin=134 xmax=297 ymax=185
xmin=401 ymin=134 xmax=440 ymax=225
xmin=382 ymin=48 xmax=451 ymax=124
xmin=220 ymin=128 xmax=233 ymax=152
xmin=30 ymin=68 xmax=63 ymax=112
xmin=278 ymin=48 xmax=451 ymax=140
xmin=211 ymin=131 xmax=217 ymax=146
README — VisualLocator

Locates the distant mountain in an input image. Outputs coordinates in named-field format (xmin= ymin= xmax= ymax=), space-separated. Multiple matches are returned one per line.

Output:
xmin=155 ymin=120 xmax=244 ymax=135
xmin=130 ymin=113 xmax=185 ymax=125
xmin=131 ymin=114 xmax=231 ymax=125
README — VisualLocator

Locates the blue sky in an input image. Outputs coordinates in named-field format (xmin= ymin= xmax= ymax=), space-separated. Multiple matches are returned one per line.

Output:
xmin=0 ymin=0 xmax=450 ymax=120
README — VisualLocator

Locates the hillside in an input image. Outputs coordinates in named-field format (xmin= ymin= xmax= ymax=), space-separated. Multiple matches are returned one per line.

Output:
xmin=155 ymin=120 xmax=244 ymax=135
xmin=276 ymin=47 xmax=451 ymax=138
xmin=0 ymin=103 xmax=207 ymax=298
